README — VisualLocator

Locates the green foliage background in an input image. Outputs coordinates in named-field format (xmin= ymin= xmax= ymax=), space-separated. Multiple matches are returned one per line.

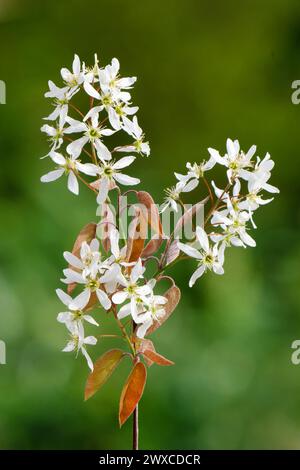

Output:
xmin=0 ymin=0 xmax=299 ymax=449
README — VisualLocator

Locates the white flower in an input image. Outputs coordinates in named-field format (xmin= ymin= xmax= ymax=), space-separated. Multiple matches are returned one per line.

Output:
xmin=101 ymin=228 xmax=131 ymax=270
xmin=56 ymin=288 xmax=99 ymax=328
xmin=107 ymin=101 xmax=139 ymax=131
xmin=208 ymin=138 xmax=256 ymax=182
xmin=83 ymin=57 xmax=136 ymax=102
xmin=99 ymin=58 xmax=136 ymax=101
xmin=82 ymin=54 xmax=100 ymax=97
xmin=211 ymin=201 xmax=256 ymax=248
xmin=160 ymin=182 xmax=185 ymax=213
xmin=65 ymin=112 xmax=115 ymax=160
xmin=44 ymin=81 xmax=78 ymax=121
xmin=116 ymin=279 xmax=166 ymax=338
xmin=61 ymin=263 xmax=112 ymax=311
xmin=239 ymin=153 xmax=279 ymax=194
xmin=63 ymin=322 xmax=97 ymax=371
xmin=135 ymin=294 xmax=168 ymax=338
xmin=117 ymin=299 xmax=151 ymax=331
xmin=85 ymin=100 xmax=138 ymax=133
xmin=41 ymin=108 xmax=68 ymax=151
xmin=175 ymin=157 xmax=216 ymax=192
xmin=229 ymin=178 xmax=273 ymax=227
xmin=96 ymin=156 xmax=140 ymax=204
xmin=112 ymin=259 xmax=152 ymax=322
xmin=239 ymin=191 xmax=274 ymax=215
xmin=98 ymin=228 xmax=134 ymax=294
xmin=178 ymin=226 xmax=225 ymax=286
xmin=118 ymin=116 xmax=150 ymax=156
xmin=61 ymin=54 xmax=84 ymax=90
xmin=40 ymin=151 xmax=98 ymax=195
xmin=107 ymin=228 xmax=128 ymax=265
xmin=63 ymin=239 xmax=101 ymax=278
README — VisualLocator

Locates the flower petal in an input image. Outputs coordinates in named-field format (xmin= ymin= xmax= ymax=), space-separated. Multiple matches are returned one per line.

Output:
xmin=67 ymin=172 xmax=79 ymax=195
xmin=113 ymin=173 xmax=140 ymax=186
xmin=177 ymin=242 xmax=201 ymax=259
xmin=83 ymin=81 xmax=101 ymax=99
xmin=112 ymin=156 xmax=135 ymax=170
xmin=69 ymin=289 xmax=90 ymax=310
xmin=189 ymin=265 xmax=206 ymax=287
xmin=196 ymin=226 xmax=210 ymax=252
xmin=96 ymin=288 xmax=111 ymax=310
xmin=56 ymin=288 xmax=72 ymax=306
xmin=40 ymin=168 xmax=64 ymax=182
xmin=112 ymin=290 xmax=128 ymax=304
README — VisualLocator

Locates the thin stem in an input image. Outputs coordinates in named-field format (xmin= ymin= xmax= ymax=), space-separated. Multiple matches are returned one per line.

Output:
xmin=159 ymin=198 xmax=188 ymax=269
xmin=95 ymin=334 xmax=123 ymax=339
xmin=116 ymin=186 xmax=121 ymax=231
xmin=76 ymin=173 xmax=98 ymax=194
xmin=90 ymin=143 xmax=98 ymax=165
xmin=69 ymin=102 xmax=85 ymax=118
xmin=203 ymin=177 xmax=214 ymax=206
xmin=204 ymin=182 xmax=231 ymax=226
xmin=152 ymin=253 xmax=189 ymax=279
xmin=111 ymin=305 xmax=135 ymax=355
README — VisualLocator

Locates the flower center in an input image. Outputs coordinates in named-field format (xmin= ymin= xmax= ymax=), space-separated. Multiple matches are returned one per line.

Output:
xmin=126 ymin=284 xmax=137 ymax=295
xmin=103 ymin=166 xmax=114 ymax=177
xmin=88 ymin=127 xmax=101 ymax=140
xmin=55 ymin=97 xmax=69 ymax=106
xmin=102 ymin=94 xmax=112 ymax=106
xmin=115 ymin=105 xmax=124 ymax=116
xmin=72 ymin=310 xmax=83 ymax=321
xmin=63 ymin=158 xmax=77 ymax=173
xmin=204 ymin=254 xmax=214 ymax=266
xmin=134 ymin=139 xmax=142 ymax=151
xmin=66 ymin=75 xmax=78 ymax=87
xmin=165 ymin=187 xmax=180 ymax=201
xmin=71 ymin=334 xmax=79 ymax=347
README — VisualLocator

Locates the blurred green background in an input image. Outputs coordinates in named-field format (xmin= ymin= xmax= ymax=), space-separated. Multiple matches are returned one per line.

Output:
xmin=0 ymin=0 xmax=299 ymax=450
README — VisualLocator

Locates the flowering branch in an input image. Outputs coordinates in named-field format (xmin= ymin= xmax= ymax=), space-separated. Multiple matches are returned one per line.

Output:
xmin=40 ymin=53 xmax=279 ymax=449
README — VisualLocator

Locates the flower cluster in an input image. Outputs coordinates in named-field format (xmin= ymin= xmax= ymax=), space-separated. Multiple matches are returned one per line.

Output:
xmin=56 ymin=231 xmax=167 ymax=370
xmin=41 ymin=54 xmax=150 ymax=197
xmin=164 ymin=138 xmax=279 ymax=286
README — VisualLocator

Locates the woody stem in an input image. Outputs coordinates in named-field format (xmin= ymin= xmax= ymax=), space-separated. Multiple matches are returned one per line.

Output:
xmin=132 ymin=326 xmax=139 ymax=451
xmin=133 ymin=405 xmax=139 ymax=450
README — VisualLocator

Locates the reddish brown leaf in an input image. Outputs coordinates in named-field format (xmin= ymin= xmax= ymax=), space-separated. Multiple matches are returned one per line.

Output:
xmin=142 ymin=349 xmax=174 ymax=366
xmin=135 ymin=338 xmax=156 ymax=367
xmin=125 ymin=209 xmax=147 ymax=262
xmin=173 ymin=197 xmax=208 ymax=238
xmin=137 ymin=191 xmax=163 ymax=236
xmin=164 ymin=240 xmax=180 ymax=267
xmin=147 ymin=285 xmax=181 ymax=335
xmin=67 ymin=283 xmax=77 ymax=295
xmin=85 ymin=349 xmax=124 ymax=401
xmin=90 ymin=179 xmax=116 ymax=191
xmin=141 ymin=237 xmax=163 ymax=259
xmin=71 ymin=222 xmax=97 ymax=259
xmin=119 ymin=362 xmax=147 ymax=427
